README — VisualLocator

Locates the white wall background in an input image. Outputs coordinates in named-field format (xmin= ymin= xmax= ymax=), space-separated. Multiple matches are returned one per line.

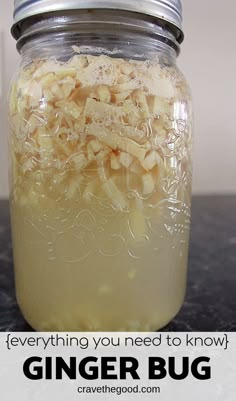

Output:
xmin=0 ymin=0 xmax=235 ymax=197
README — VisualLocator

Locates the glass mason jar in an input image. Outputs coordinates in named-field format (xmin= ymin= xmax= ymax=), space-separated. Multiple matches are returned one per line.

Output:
xmin=9 ymin=1 xmax=193 ymax=331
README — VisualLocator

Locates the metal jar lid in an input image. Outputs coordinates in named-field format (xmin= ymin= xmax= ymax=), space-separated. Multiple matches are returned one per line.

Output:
xmin=13 ymin=0 xmax=184 ymax=43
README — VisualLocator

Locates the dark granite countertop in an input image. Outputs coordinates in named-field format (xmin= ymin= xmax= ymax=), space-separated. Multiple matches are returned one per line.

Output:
xmin=0 ymin=196 xmax=236 ymax=332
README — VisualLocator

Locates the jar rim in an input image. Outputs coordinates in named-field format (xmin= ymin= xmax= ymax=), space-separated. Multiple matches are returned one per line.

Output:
xmin=12 ymin=0 xmax=184 ymax=43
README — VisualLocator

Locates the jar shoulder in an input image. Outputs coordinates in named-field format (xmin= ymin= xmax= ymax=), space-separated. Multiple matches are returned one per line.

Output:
xmin=10 ymin=52 xmax=192 ymax=105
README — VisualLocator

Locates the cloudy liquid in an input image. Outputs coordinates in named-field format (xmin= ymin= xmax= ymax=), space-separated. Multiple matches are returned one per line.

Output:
xmin=11 ymin=198 xmax=190 ymax=332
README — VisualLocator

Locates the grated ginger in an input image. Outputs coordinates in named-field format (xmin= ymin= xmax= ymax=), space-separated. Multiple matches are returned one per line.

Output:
xmin=9 ymin=52 xmax=184 ymax=217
